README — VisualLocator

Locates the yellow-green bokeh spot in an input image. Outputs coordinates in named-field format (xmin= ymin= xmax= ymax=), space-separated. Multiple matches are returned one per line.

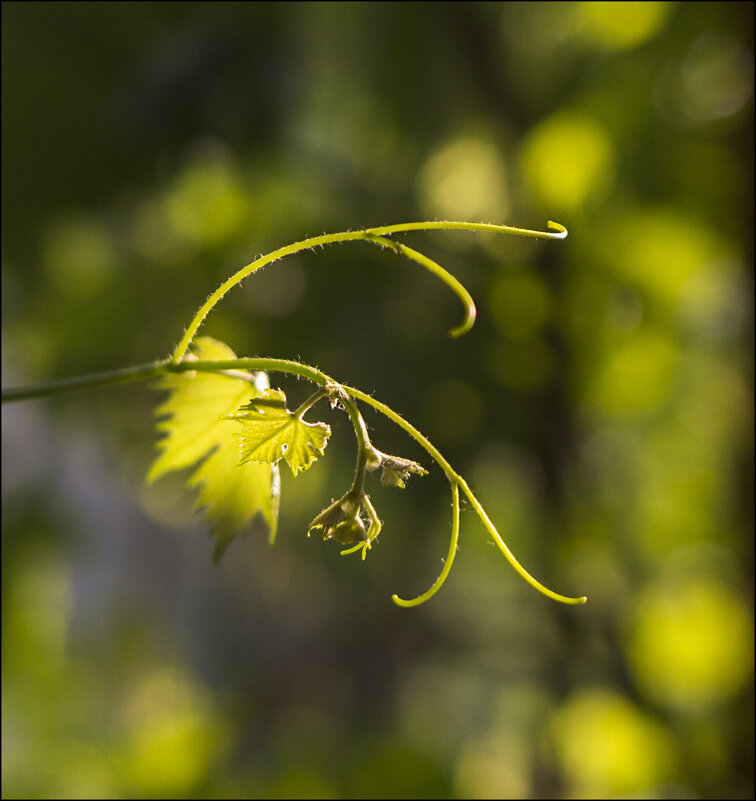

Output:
xmin=120 ymin=668 xmax=232 ymax=797
xmin=44 ymin=216 xmax=118 ymax=299
xmin=633 ymin=420 xmax=730 ymax=556
xmin=521 ymin=113 xmax=613 ymax=212
xmin=607 ymin=208 xmax=726 ymax=314
xmin=455 ymin=732 xmax=531 ymax=799
xmin=551 ymin=687 xmax=679 ymax=797
xmin=583 ymin=329 xmax=678 ymax=420
xmin=576 ymin=1 xmax=672 ymax=51
xmin=626 ymin=578 xmax=754 ymax=714
xmin=164 ymin=153 xmax=252 ymax=249
xmin=418 ymin=135 xmax=510 ymax=223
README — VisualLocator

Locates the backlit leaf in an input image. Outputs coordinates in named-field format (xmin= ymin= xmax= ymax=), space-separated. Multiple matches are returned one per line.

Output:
xmin=228 ymin=389 xmax=331 ymax=475
xmin=148 ymin=336 xmax=279 ymax=559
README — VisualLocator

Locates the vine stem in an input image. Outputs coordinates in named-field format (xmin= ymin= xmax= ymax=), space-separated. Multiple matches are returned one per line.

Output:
xmin=2 ymin=354 xmax=585 ymax=605
xmin=338 ymin=394 xmax=374 ymax=493
xmin=1 ymin=360 xmax=173 ymax=403
xmin=343 ymin=385 xmax=587 ymax=606
xmin=1 ymin=219 xmax=584 ymax=607
xmin=171 ymin=220 xmax=567 ymax=363
xmin=1 ymin=358 xmax=328 ymax=403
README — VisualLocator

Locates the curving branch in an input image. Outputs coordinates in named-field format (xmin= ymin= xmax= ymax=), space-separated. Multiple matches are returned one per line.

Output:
xmin=1 ymin=220 xmax=585 ymax=608
xmin=170 ymin=220 xmax=567 ymax=363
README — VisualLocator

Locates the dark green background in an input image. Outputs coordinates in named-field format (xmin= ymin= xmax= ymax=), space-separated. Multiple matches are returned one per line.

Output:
xmin=2 ymin=2 xmax=753 ymax=798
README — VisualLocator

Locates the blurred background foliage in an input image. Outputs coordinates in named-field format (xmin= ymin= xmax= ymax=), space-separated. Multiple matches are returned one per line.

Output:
xmin=2 ymin=2 xmax=753 ymax=798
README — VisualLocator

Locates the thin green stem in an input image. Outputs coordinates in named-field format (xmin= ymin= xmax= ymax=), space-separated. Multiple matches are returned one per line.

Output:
xmin=363 ymin=234 xmax=476 ymax=337
xmin=363 ymin=220 xmax=568 ymax=239
xmin=338 ymin=393 xmax=374 ymax=493
xmin=457 ymin=476 xmax=587 ymax=605
xmin=184 ymin=358 xmax=333 ymax=387
xmin=1 ymin=360 xmax=172 ymax=403
xmin=1 ymin=358 xmax=333 ymax=403
xmin=343 ymin=384 xmax=587 ymax=605
xmin=343 ymin=386 xmax=456 ymax=481
xmin=171 ymin=233 xmax=364 ymax=363
xmin=292 ymin=388 xmax=329 ymax=418
xmin=171 ymin=220 xmax=566 ymax=362
xmin=392 ymin=481 xmax=461 ymax=607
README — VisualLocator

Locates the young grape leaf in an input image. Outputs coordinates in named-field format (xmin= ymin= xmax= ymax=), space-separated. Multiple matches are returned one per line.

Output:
xmin=228 ymin=388 xmax=331 ymax=475
xmin=147 ymin=336 xmax=279 ymax=560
